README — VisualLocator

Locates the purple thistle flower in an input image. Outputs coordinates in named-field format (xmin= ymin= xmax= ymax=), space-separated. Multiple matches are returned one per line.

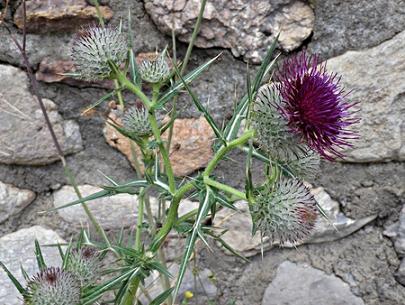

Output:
xmin=276 ymin=52 xmax=359 ymax=160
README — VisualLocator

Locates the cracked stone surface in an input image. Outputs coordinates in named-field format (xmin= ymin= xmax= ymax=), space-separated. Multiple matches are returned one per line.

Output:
xmin=0 ymin=181 xmax=35 ymax=223
xmin=14 ymin=0 xmax=113 ymax=33
xmin=144 ymin=0 xmax=314 ymax=63
xmin=308 ymin=0 xmax=405 ymax=60
xmin=383 ymin=204 xmax=405 ymax=287
xmin=0 ymin=226 xmax=65 ymax=305
xmin=326 ymin=30 xmax=405 ymax=162
xmin=262 ymin=261 xmax=365 ymax=305
xmin=0 ymin=64 xmax=83 ymax=165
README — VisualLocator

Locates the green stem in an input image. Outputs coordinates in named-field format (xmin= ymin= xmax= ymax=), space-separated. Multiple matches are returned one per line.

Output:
xmin=157 ymin=248 xmax=173 ymax=304
xmin=150 ymin=181 xmax=195 ymax=251
xmin=129 ymin=141 xmax=143 ymax=179
xmin=203 ymin=130 xmax=255 ymax=177
xmin=144 ymin=192 xmax=172 ymax=303
xmin=148 ymin=111 xmax=176 ymax=193
xmin=203 ymin=177 xmax=247 ymax=201
xmin=116 ymin=73 xmax=152 ymax=109
xmin=118 ymin=72 xmax=176 ymax=193
xmin=135 ymin=188 xmax=145 ymax=250
xmin=144 ymin=195 xmax=156 ymax=234
xmin=90 ymin=0 xmax=105 ymax=27
xmin=122 ymin=277 xmax=140 ymax=305
xmin=180 ymin=0 xmax=207 ymax=76
xmin=114 ymin=79 xmax=125 ymax=108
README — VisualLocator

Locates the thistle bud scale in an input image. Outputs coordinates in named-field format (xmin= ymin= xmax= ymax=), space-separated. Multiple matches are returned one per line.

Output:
xmin=251 ymin=178 xmax=318 ymax=245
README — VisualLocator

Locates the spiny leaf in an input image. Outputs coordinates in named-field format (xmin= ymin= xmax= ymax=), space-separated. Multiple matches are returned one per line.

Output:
xmin=173 ymin=187 xmax=213 ymax=300
xmin=252 ymin=34 xmax=279 ymax=92
xmin=34 ymin=240 xmax=47 ymax=271
xmin=207 ymin=231 xmax=249 ymax=262
xmin=81 ymin=90 xmax=117 ymax=116
xmin=149 ymin=287 xmax=175 ymax=305
xmin=81 ymin=269 xmax=136 ymax=305
xmin=62 ymin=239 xmax=73 ymax=269
xmin=0 ymin=262 xmax=25 ymax=294
xmin=116 ymin=268 xmax=143 ymax=305
xmin=45 ymin=189 xmax=111 ymax=212
xmin=222 ymin=38 xmax=279 ymax=143
xmin=20 ymin=265 xmax=30 ymax=281
xmin=215 ymin=191 xmax=237 ymax=211
xmin=149 ymin=261 xmax=173 ymax=279
xmin=45 ymin=178 xmax=151 ymax=213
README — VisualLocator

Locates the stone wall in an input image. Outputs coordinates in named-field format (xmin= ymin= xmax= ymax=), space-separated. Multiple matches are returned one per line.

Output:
xmin=0 ymin=1 xmax=404 ymax=304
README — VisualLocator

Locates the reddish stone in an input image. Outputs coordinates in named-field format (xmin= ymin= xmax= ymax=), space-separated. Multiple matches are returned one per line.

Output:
xmin=14 ymin=0 xmax=113 ymax=33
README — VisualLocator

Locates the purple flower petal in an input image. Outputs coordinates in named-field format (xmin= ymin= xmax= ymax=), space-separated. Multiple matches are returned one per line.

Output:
xmin=276 ymin=52 xmax=359 ymax=160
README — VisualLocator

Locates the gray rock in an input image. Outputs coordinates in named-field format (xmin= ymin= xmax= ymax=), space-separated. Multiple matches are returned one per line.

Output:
xmin=395 ymin=205 xmax=405 ymax=257
xmin=383 ymin=222 xmax=399 ymax=240
xmin=0 ymin=181 xmax=35 ymax=223
xmin=326 ymin=30 xmax=405 ymax=162
xmin=309 ymin=0 xmax=405 ymax=59
xmin=213 ymin=187 xmax=375 ymax=256
xmin=262 ymin=261 xmax=365 ymax=305
xmin=0 ymin=226 xmax=65 ymax=305
xmin=144 ymin=0 xmax=314 ymax=63
xmin=53 ymin=185 xmax=150 ymax=229
xmin=395 ymin=259 xmax=405 ymax=286
xmin=306 ymin=187 xmax=376 ymax=244
xmin=0 ymin=64 xmax=83 ymax=165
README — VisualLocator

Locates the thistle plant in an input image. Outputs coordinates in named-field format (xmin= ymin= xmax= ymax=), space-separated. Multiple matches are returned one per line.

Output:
xmin=65 ymin=247 xmax=101 ymax=287
xmin=275 ymin=52 xmax=359 ymax=160
xmin=70 ymin=26 xmax=127 ymax=81
xmin=138 ymin=50 xmax=171 ymax=83
xmin=251 ymin=178 xmax=318 ymax=245
xmin=24 ymin=267 xmax=81 ymax=305
xmin=1 ymin=2 xmax=360 ymax=305
xmin=122 ymin=106 xmax=154 ymax=139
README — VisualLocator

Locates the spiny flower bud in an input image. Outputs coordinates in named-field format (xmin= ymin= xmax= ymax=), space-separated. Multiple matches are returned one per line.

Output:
xmin=71 ymin=26 xmax=127 ymax=81
xmin=66 ymin=247 xmax=101 ymax=287
xmin=252 ymin=84 xmax=307 ymax=160
xmin=251 ymin=178 xmax=318 ymax=245
xmin=282 ymin=146 xmax=320 ymax=180
xmin=138 ymin=51 xmax=170 ymax=83
xmin=25 ymin=267 xmax=80 ymax=305
xmin=122 ymin=106 xmax=153 ymax=138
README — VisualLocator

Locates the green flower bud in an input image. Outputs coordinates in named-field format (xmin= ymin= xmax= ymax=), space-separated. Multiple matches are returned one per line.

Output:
xmin=251 ymin=84 xmax=307 ymax=160
xmin=251 ymin=178 xmax=318 ymax=245
xmin=25 ymin=267 xmax=80 ymax=305
xmin=138 ymin=51 xmax=170 ymax=83
xmin=71 ymin=26 xmax=127 ymax=81
xmin=122 ymin=106 xmax=153 ymax=138
xmin=66 ymin=247 xmax=101 ymax=287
